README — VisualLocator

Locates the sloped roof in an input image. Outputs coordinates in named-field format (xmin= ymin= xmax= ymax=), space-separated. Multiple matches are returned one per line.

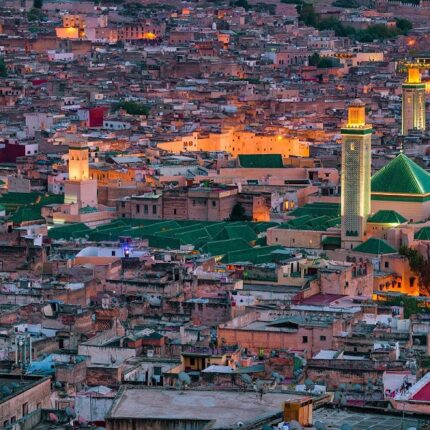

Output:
xmin=200 ymin=238 xmax=251 ymax=256
xmin=238 ymin=154 xmax=283 ymax=168
xmin=415 ymin=227 xmax=430 ymax=241
xmin=353 ymin=238 xmax=397 ymax=255
xmin=367 ymin=210 xmax=407 ymax=224
xmin=321 ymin=236 xmax=341 ymax=246
xmin=214 ymin=225 xmax=257 ymax=243
xmin=371 ymin=153 xmax=430 ymax=195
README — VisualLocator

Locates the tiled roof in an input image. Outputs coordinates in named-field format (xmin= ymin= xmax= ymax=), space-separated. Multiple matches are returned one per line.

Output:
xmin=200 ymin=238 xmax=251 ymax=256
xmin=353 ymin=238 xmax=397 ymax=255
xmin=415 ymin=227 xmax=430 ymax=241
xmin=214 ymin=225 xmax=257 ymax=243
xmin=371 ymin=153 xmax=430 ymax=195
xmin=238 ymin=154 xmax=283 ymax=168
xmin=367 ymin=210 xmax=407 ymax=224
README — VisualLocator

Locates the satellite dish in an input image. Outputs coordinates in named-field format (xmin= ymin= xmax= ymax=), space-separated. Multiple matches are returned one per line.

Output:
xmin=341 ymin=424 xmax=353 ymax=430
xmin=240 ymin=374 xmax=252 ymax=385
xmin=178 ymin=372 xmax=191 ymax=386
xmin=290 ymin=420 xmax=303 ymax=430
xmin=65 ymin=407 xmax=76 ymax=419
xmin=315 ymin=421 xmax=327 ymax=430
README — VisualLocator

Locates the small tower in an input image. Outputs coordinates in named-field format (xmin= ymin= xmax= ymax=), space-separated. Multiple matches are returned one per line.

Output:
xmin=402 ymin=67 xmax=426 ymax=135
xmin=341 ymin=100 xmax=372 ymax=249
xmin=64 ymin=143 xmax=97 ymax=207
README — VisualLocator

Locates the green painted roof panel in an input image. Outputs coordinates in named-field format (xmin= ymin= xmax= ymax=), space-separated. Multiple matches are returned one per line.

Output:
xmin=371 ymin=153 xmax=430 ymax=195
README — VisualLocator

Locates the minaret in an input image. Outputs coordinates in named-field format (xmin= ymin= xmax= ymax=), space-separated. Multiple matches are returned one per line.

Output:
xmin=341 ymin=100 xmax=372 ymax=250
xmin=64 ymin=143 xmax=97 ymax=207
xmin=402 ymin=67 xmax=426 ymax=135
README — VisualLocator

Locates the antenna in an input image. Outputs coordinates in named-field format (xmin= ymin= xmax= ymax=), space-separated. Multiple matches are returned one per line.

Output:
xmin=315 ymin=421 xmax=327 ymax=430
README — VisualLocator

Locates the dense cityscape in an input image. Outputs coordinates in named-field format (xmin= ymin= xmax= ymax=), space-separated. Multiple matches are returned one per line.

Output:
xmin=1 ymin=0 xmax=430 ymax=429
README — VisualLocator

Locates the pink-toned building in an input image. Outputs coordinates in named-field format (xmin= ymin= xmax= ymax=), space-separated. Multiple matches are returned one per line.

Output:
xmin=218 ymin=310 xmax=354 ymax=358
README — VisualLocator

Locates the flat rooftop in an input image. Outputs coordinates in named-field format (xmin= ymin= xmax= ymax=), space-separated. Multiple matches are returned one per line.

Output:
xmin=108 ymin=388 xmax=306 ymax=428
xmin=313 ymin=407 xmax=422 ymax=430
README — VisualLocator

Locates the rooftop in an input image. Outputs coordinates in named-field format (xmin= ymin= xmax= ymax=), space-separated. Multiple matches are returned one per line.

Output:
xmin=108 ymin=387 xmax=306 ymax=428
xmin=371 ymin=153 xmax=430 ymax=196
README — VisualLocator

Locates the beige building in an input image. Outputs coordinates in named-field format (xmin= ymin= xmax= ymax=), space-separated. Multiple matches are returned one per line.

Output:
xmin=0 ymin=374 xmax=51 ymax=428
xmin=157 ymin=129 xmax=309 ymax=159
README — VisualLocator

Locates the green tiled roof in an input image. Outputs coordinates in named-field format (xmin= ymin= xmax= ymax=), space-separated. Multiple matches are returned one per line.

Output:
xmin=371 ymin=153 xmax=430 ymax=195
xmin=415 ymin=227 xmax=430 ymax=241
xmin=353 ymin=238 xmax=397 ymax=255
xmin=49 ymin=223 xmax=91 ymax=240
xmin=321 ymin=236 xmax=341 ymax=246
xmin=221 ymin=245 xmax=283 ymax=264
xmin=200 ymin=238 xmax=251 ymax=256
xmin=11 ymin=206 xmax=44 ymax=224
xmin=367 ymin=210 xmax=407 ymax=224
xmin=214 ymin=225 xmax=257 ymax=243
xmin=238 ymin=154 xmax=283 ymax=168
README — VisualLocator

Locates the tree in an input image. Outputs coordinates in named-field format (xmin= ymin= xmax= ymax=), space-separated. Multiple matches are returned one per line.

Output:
xmin=28 ymin=8 xmax=45 ymax=21
xmin=308 ymin=52 xmax=320 ymax=67
xmin=33 ymin=0 xmax=43 ymax=8
xmin=0 ymin=58 xmax=7 ymax=78
xmin=113 ymin=101 xmax=149 ymax=116
xmin=228 ymin=203 xmax=251 ymax=221
xmin=232 ymin=0 xmax=250 ymax=10
xmin=396 ymin=18 xmax=413 ymax=35
xmin=297 ymin=3 xmax=318 ymax=27
xmin=399 ymin=245 xmax=430 ymax=295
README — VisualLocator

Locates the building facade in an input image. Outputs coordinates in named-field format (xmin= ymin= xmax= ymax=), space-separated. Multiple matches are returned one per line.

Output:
xmin=341 ymin=100 xmax=372 ymax=249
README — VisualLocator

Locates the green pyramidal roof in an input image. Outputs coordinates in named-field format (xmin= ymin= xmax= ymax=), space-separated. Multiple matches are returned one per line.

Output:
xmin=367 ymin=210 xmax=407 ymax=224
xmin=353 ymin=238 xmax=397 ymax=255
xmin=371 ymin=153 xmax=430 ymax=195
xmin=415 ymin=227 xmax=430 ymax=241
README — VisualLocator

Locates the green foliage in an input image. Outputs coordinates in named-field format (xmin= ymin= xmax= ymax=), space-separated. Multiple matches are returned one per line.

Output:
xmin=231 ymin=0 xmax=251 ymax=10
xmin=297 ymin=3 xmax=412 ymax=41
xmin=33 ymin=0 xmax=43 ymax=8
xmin=297 ymin=3 xmax=318 ymax=27
xmin=331 ymin=0 xmax=359 ymax=7
xmin=0 ymin=58 xmax=7 ymax=78
xmin=229 ymin=203 xmax=251 ymax=221
xmin=396 ymin=18 xmax=413 ymax=34
xmin=384 ymin=296 xmax=429 ymax=319
xmin=399 ymin=245 xmax=430 ymax=295
xmin=308 ymin=52 xmax=340 ymax=68
xmin=113 ymin=101 xmax=149 ymax=116
xmin=28 ymin=7 xmax=45 ymax=21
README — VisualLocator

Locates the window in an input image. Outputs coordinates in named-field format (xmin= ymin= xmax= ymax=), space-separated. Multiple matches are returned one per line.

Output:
xmin=174 ymin=209 xmax=177 ymax=215
xmin=384 ymin=261 xmax=389 ymax=268
xmin=136 ymin=204 xmax=140 ymax=214
xmin=212 ymin=201 xmax=216 ymax=207
xmin=302 ymin=336 xmax=308 ymax=344
xmin=320 ymin=335 xmax=326 ymax=341
xmin=152 ymin=205 xmax=157 ymax=215
xmin=190 ymin=358 xmax=195 ymax=366
xmin=144 ymin=204 xmax=148 ymax=214
xmin=23 ymin=402 xmax=29 ymax=416
xmin=111 ymin=251 xmax=116 ymax=256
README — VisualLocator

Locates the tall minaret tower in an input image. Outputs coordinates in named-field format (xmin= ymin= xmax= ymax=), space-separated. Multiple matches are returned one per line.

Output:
xmin=64 ymin=143 xmax=97 ymax=207
xmin=341 ymin=100 xmax=372 ymax=250
xmin=402 ymin=67 xmax=426 ymax=136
